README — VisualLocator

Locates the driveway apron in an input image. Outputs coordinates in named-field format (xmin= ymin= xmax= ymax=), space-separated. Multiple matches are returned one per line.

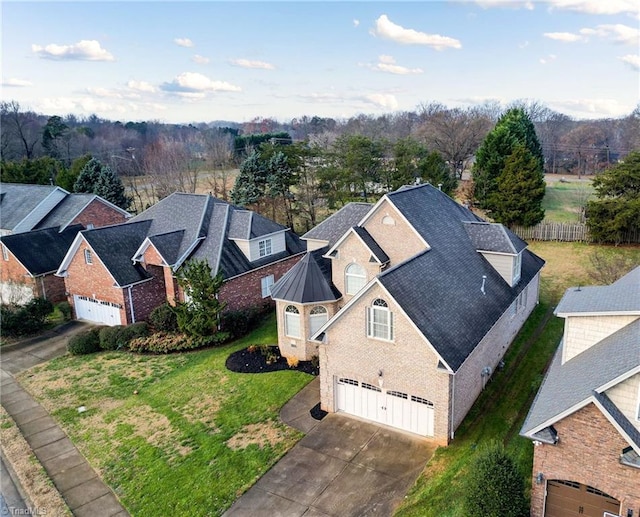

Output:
xmin=225 ymin=378 xmax=436 ymax=517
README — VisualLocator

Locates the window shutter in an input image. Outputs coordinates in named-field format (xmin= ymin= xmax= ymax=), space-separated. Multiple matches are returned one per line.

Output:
xmin=366 ymin=307 xmax=372 ymax=337
xmin=389 ymin=311 xmax=394 ymax=341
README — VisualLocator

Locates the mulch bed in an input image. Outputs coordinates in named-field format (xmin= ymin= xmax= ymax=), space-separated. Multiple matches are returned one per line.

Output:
xmin=225 ymin=346 xmax=319 ymax=376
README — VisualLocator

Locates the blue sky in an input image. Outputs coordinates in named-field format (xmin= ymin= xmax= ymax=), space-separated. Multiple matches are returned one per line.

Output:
xmin=2 ymin=1 xmax=638 ymax=123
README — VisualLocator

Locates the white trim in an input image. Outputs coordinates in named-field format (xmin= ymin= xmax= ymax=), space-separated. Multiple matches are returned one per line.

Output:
xmin=597 ymin=365 xmax=640 ymax=394
xmin=173 ymin=236 xmax=206 ymax=271
xmin=223 ymin=249 xmax=307 ymax=282
xmin=476 ymin=250 xmax=517 ymax=257
xmin=131 ymin=237 xmax=170 ymax=267
xmin=212 ymin=204 xmax=230 ymax=276
xmin=284 ymin=304 xmax=301 ymax=338
xmin=261 ymin=274 xmax=275 ymax=298
xmin=555 ymin=310 xmax=640 ymax=318
xmin=12 ymin=187 xmax=68 ymax=233
xmin=592 ymin=396 xmax=640 ymax=455
xmin=55 ymin=233 xmax=120 ymax=286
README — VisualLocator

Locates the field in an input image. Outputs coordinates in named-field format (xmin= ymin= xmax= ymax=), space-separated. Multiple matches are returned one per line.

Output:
xmin=542 ymin=175 xmax=595 ymax=223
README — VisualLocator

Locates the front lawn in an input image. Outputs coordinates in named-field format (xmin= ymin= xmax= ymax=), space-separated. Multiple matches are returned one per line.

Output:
xmin=18 ymin=313 xmax=313 ymax=516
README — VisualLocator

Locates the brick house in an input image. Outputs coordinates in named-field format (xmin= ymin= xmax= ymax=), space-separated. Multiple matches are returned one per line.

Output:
xmin=521 ymin=267 xmax=640 ymax=517
xmin=271 ymin=183 xmax=544 ymax=444
xmin=56 ymin=193 xmax=306 ymax=326
xmin=0 ymin=183 xmax=130 ymax=304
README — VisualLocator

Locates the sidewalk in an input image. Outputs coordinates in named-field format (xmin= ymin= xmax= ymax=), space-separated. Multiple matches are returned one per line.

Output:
xmin=1 ymin=322 xmax=129 ymax=517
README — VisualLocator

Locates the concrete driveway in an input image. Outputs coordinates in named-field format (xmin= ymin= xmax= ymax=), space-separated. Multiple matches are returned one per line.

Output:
xmin=224 ymin=408 xmax=436 ymax=517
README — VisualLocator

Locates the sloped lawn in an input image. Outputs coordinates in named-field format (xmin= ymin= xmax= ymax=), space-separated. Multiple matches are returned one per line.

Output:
xmin=18 ymin=313 xmax=313 ymax=516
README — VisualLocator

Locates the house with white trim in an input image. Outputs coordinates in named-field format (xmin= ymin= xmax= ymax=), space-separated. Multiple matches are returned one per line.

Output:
xmin=271 ymin=183 xmax=544 ymax=444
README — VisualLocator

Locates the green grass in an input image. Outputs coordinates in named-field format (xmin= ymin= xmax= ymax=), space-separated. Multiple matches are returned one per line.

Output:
xmin=542 ymin=180 xmax=594 ymax=223
xmin=19 ymin=313 xmax=313 ymax=516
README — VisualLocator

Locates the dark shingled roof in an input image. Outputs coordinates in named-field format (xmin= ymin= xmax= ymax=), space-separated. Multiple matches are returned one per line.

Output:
xmin=33 ymin=194 xmax=95 ymax=230
xmin=463 ymin=221 xmax=527 ymax=253
xmin=0 ymin=183 xmax=60 ymax=231
xmin=1 ymin=224 xmax=83 ymax=275
xmin=520 ymin=318 xmax=640 ymax=447
xmin=377 ymin=184 xmax=544 ymax=371
xmin=302 ymin=202 xmax=372 ymax=247
xmin=352 ymin=226 xmax=389 ymax=264
xmin=270 ymin=248 xmax=342 ymax=303
xmin=148 ymin=230 xmax=186 ymax=265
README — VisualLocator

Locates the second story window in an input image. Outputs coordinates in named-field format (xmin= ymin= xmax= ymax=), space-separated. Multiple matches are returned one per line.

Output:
xmin=84 ymin=249 xmax=93 ymax=265
xmin=345 ymin=263 xmax=366 ymax=295
xmin=367 ymin=298 xmax=394 ymax=341
xmin=259 ymin=238 xmax=272 ymax=258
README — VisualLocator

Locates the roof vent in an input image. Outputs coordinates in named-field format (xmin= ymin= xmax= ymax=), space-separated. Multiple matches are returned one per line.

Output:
xmin=481 ymin=275 xmax=487 ymax=295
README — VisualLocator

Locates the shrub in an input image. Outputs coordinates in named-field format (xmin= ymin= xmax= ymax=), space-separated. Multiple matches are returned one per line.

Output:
xmin=149 ymin=303 xmax=178 ymax=332
xmin=68 ymin=327 xmax=102 ymax=355
xmin=56 ymin=301 xmax=72 ymax=321
xmin=286 ymin=356 xmax=299 ymax=368
xmin=463 ymin=442 xmax=529 ymax=517
xmin=1 ymin=297 xmax=54 ymax=337
xmin=129 ymin=330 xmax=229 ymax=354
xmin=99 ymin=323 xmax=149 ymax=351
xmin=220 ymin=305 xmax=269 ymax=339
xmin=258 ymin=344 xmax=279 ymax=365
xmin=99 ymin=326 xmax=123 ymax=350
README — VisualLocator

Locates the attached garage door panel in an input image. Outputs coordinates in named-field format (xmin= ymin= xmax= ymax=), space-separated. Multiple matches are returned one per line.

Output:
xmin=545 ymin=480 xmax=620 ymax=517
xmin=335 ymin=378 xmax=434 ymax=437
xmin=74 ymin=295 xmax=122 ymax=326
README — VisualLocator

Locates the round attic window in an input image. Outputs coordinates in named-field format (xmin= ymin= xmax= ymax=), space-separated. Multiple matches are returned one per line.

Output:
xmin=382 ymin=215 xmax=395 ymax=226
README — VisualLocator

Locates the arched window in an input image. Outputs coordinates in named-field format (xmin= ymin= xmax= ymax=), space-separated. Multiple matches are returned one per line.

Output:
xmin=367 ymin=298 xmax=393 ymax=341
xmin=345 ymin=263 xmax=366 ymax=295
xmin=309 ymin=305 xmax=328 ymax=337
xmin=284 ymin=305 xmax=300 ymax=338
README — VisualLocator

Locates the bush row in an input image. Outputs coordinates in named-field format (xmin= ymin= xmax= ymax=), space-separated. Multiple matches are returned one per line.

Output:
xmin=68 ymin=322 xmax=148 ymax=355
xmin=1 ymin=298 xmax=53 ymax=337
xmin=128 ymin=331 xmax=229 ymax=354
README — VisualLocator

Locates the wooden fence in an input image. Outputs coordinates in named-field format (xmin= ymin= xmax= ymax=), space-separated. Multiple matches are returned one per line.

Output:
xmin=511 ymin=222 xmax=640 ymax=244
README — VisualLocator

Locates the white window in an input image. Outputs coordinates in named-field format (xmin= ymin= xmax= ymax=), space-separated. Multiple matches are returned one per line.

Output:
xmin=261 ymin=275 xmax=275 ymax=298
xmin=636 ymin=381 xmax=640 ymax=421
xmin=84 ymin=249 xmax=93 ymax=265
xmin=513 ymin=252 xmax=522 ymax=284
xmin=345 ymin=263 xmax=366 ymax=295
xmin=367 ymin=298 xmax=393 ymax=341
xmin=284 ymin=305 xmax=300 ymax=338
xmin=309 ymin=305 xmax=328 ymax=337
xmin=259 ymin=238 xmax=272 ymax=257
xmin=2 ymin=245 xmax=8 ymax=261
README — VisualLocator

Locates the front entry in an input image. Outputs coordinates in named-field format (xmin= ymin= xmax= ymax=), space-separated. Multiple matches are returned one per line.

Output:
xmin=545 ymin=480 xmax=620 ymax=517
xmin=335 ymin=377 xmax=434 ymax=437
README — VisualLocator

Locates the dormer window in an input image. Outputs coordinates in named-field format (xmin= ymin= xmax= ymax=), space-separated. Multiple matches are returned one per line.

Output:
xmin=345 ymin=263 xmax=366 ymax=295
xmin=513 ymin=252 xmax=522 ymax=284
xmin=259 ymin=238 xmax=272 ymax=258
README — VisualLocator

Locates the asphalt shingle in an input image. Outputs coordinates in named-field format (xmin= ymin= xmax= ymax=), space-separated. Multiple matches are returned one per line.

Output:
xmin=302 ymin=202 xmax=372 ymax=247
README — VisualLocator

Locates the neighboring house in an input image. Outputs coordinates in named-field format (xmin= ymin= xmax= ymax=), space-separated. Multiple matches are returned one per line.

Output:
xmin=0 ymin=183 xmax=130 ymax=236
xmin=271 ymin=183 xmax=545 ymax=444
xmin=0 ymin=183 xmax=130 ymax=304
xmin=521 ymin=267 xmax=640 ymax=517
xmin=56 ymin=193 xmax=306 ymax=326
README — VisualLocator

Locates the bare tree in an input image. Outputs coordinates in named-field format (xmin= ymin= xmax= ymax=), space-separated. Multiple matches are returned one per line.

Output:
xmin=1 ymin=101 xmax=43 ymax=160
xmin=203 ymin=130 xmax=235 ymax=201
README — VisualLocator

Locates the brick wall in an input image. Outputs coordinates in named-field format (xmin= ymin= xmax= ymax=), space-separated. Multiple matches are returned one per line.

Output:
xmin=320 ymin=282 xmax=451 ymax=444
xmin=219 ymin=254 xmax=304 ymax=311
xmin=452 ymin=273 xmax=541 ymax=432
xmin=70 ymin=199 xmax=128 ymax=229
xmin=125 ymin=265 xmax=167 ymax=323
xmin=530 ymin=403 xmax=640 ymax=517
xmin=39 ymin=274 xmax=67 ymax=303
xmin=330 ymin=231 xmax=383 ymax=302
xmin=0 ymin=250 xmax=36 ymax=303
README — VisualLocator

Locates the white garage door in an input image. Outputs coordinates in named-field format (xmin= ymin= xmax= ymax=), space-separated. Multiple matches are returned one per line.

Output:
xmin=335 ymin=377 xmax=434 ymax=437
xmin=74 ymin=295 xmax=122 ymax=326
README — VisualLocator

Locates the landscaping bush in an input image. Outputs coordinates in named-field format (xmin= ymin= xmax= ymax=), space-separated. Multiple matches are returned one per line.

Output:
xmin=149 ymin=303 xmax=178 ymax=332
xmin=1 ymin=297 xmax=54 ymax=337
xmin=56 ymin=301 xmax=72 ymax=321
xmin=129 ymin=330 xmax=229 ymax=354
xmin=220 ymin=305 xmax=269 ymax=339
xmin=463 ymin=442 xmax=529 ymax=517
xmin=99 ymin=323 xmax=149 ymax=351
xmin=68 ymin=327 xmax=102 ymax=355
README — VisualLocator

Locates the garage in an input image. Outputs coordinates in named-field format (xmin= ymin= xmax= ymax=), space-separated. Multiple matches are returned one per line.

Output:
xmin=335 ymin=377 xmax=434 ymax=437
xmin=545 ymin=480 xmax=620 ymax=517
xmin=74 ymin=295 xmax=122 ymax=326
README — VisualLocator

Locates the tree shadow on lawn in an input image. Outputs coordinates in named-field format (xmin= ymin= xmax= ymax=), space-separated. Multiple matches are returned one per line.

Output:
xmin=225 ymin=346 xmax=319 ymax=376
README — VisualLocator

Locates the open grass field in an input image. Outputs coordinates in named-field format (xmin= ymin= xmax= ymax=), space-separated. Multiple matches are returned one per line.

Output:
xmin=542 ymin=177 xmax=595 ymax=223
xmin=17 ymin=314 xmax=313 ymax=516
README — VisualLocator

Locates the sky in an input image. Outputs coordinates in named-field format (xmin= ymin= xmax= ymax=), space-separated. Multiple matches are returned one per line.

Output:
xmin=2 ymin=0 xmax=639 ymax=124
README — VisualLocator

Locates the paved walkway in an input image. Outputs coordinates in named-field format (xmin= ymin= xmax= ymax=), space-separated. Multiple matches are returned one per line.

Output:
xmin=1 ymin=322 xmax=129 ymax=517
xmin=224 ymin=377 xmax=436 ymax=517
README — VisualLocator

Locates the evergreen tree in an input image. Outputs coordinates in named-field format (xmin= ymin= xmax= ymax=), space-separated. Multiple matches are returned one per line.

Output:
xmin=587 ymin=150 xmax=640 ymax=244
xmin=391 ymin=137 xmax=426 ymax=190
xmin=0 ymin=157 xmax=65 ymax=185
xmin=57 ymin=154 xmax=92 ymax=191
xmin=74 ymin=157 xmax=131 ymax=210
xmin=463 ymin=442 xmax=529 ymax=517
xmin=230 ymin=150 xmax=267 ymax=207
xmin=418 ymin=151 xmax=458 ymax=196
xmin=473 ymin=108 xmax=544 ymax=211
xmin=489 ymin=144 xmax=545 ymax=227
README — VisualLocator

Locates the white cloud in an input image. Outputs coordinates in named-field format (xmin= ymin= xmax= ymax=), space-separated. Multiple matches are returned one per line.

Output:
xmin=86 ymin=87 xmax=142 ymax=100
xmin=365 ymin=55 xmax=423 ymax=75
xmin=363 ymin=93 xmax=399 ymax=109
xmin=127 ymin=80 xmax=156 ymax=93
xmin=32 ymin=40 xmax=114 ymax=61
xmin=160 ymin=72 xmax=241 ymax=97
xmin=619 ymin=54 xmax=640 ymax=70
xmin=37 ymin=96 xmax=168 ymax=118
xmin=580 ymin=24 xmax=639 ymax=45
xmin=353 ymin=19 xmax=360 ymax=27
xmin=229 ymin=58 xmax=275 ymax=70
xmin=548 ymin=98 xmax=633 ymax=119
xmin=546 ymin=0 xmax=639 ymax=16
xmin=174 ymin=38 xmax=194 ymax=48
xmin=475 ymin=1 xmax=535 ymax=10
xmin=3 ymin=78 xmax=32 ymax=87
xmin=539 ymin=54 xmax=557 ymax=64
xmin=544 ymin=32 xmax=584 ymax=42
xmin=370 ymin=14 xmax=462 ymax=50
xmin=193 ymin=54 xmax=210 ymax=64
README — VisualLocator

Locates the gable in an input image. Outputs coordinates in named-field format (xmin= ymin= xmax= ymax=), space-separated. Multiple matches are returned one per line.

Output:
xmin=606 ymin=373 xmax=640 ymax=434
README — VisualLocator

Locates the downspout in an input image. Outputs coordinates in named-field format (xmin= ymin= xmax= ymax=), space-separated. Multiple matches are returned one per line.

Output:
xmin=450 ymin=373 xmax=455 ymax=441
xmin=128 ymin=285 xmax=136 ymax=323
xmin=40 ymin=276 xmax=47 ymax=300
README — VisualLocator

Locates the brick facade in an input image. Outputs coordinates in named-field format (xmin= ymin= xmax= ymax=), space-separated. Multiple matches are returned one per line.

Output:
xmin=219 ymin=254 xmax=305 ymax=312
xmin=70 ymin=199 xmax=129 ymax=229
xmin=531 ymin=403 xmax=640 ymax=517
xmin=0 ymin=249 xmax=67 ymax=303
